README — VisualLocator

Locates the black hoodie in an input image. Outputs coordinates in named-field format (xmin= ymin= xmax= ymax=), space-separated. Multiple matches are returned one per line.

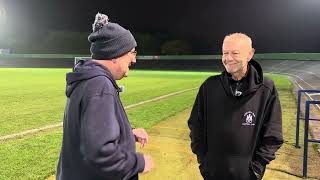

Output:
xmin=56 ymin=60 xmax=144 ymax=180
xmin=188 ymin=60 xmax=283 ymax=180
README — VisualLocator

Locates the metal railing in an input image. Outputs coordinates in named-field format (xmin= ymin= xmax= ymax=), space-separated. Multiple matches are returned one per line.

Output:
xmin=295 ymin=89 xmax=320 ymax=178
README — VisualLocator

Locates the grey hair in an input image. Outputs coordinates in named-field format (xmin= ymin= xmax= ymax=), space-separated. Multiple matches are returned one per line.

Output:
xmin=224 ymin=32 xmax=252 ymax=48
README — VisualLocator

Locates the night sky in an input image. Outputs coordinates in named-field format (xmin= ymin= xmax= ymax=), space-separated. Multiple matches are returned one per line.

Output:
xmin=2 ymin=0 xmax=320 ymax=54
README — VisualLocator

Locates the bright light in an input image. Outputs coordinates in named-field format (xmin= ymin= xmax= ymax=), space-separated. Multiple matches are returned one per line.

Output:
xmin=0 ymin=7 xmax=6 ymax=26
xmin=0 ymin=5 xmax=7 ymax=49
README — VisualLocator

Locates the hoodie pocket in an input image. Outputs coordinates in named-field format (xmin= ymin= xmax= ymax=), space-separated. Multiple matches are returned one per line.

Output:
xmin=223 ymin=155 xmax=252 ymax=180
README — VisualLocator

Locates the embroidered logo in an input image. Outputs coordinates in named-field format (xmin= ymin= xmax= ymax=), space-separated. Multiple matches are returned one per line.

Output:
xmin=234 ymin=90 xmax=242 ymax=96
xmin=242 ymin=111 xmax=256 ymax=126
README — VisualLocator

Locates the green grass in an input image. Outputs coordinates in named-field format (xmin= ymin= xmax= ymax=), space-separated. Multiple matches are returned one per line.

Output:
xmin=118 ymin=71 xmax=214 ymax=106
xmin=0 ymin=72 xmax=302 ymax=180
xmin=128 ymin=90 xmax=197 ymax=129
xmin=265 ymin=73 xmax=292 ymax=90
xmin=0 ymin=69 xmax=213 ymax=136
xmin=0 ymin=69 xmax=209 ymax=179
xmin=0 ymin=90 xmax=198 ymax=180
xmin=0 ymin=69 xmax=69 ymax=136
xmin=0 ymin=129 xmax=62 ymax=180
xmin=2 ymin=69 xmax=317 ymax=179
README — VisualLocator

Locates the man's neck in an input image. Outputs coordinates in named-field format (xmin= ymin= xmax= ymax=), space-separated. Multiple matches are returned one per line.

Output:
xmin=93 ymin=60 xmax=117 ymax=80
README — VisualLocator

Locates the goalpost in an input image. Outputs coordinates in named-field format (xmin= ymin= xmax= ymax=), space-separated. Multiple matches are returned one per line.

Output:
xmin=74 ymin=57 xmax=91 ymax=65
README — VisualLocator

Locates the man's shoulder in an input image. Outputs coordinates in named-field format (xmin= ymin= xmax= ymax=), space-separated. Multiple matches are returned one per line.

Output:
xmin=204 ymin=74 xmax=222 ymax=84
xmin=85 ymin=75 xmax=117 ymax=96
xmin=262 ymin=76 xmax=276 ymax=92
xmin=86 ymin=75 xmax=112 ymax=86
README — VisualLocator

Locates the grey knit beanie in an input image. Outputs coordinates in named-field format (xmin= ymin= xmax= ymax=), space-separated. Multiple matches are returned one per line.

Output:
xmin=88 ymin=13 xmax=137 ymax=60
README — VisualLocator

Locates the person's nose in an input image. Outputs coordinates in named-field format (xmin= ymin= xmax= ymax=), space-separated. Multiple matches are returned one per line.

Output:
xmin=224 ymin=54 xmax=233 ymax=62
xmin=132 ymin=58 xmax=136 ymax=64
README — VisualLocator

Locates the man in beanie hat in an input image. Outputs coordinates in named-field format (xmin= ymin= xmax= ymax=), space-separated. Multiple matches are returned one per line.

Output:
xmin=56 ymin=13 xmax=154 ymax=180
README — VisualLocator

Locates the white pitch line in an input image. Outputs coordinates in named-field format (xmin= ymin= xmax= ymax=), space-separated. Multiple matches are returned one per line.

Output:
xmin=285 ymin=73 xmax=320 ymax=110
xmin=0 ymin=123 xmax=63 ymax=142
xmin=309 ymin=93 xmax=320 ymax=96
xmin=125 ymin=87 xmax=198 ymax=109
xmin=269 ymin=60 xmax=289 ymax=72
xmin=0 ymin=87 xmax=198 ymax=142
xmin=282 ymin=72 xmax=315 ymax=89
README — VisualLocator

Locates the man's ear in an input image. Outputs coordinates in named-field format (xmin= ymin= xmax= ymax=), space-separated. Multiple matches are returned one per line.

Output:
xmin=248 ymin=48 xmax=255 ymax=61
xmin=112 ymin=59 xmax=117 ymax=64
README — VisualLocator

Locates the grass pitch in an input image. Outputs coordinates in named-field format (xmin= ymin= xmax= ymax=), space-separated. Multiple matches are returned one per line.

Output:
xmin=0 ymin=69 xmax=319 ymax=180
xmin=0 ymin=69 xmax=212 ymax=136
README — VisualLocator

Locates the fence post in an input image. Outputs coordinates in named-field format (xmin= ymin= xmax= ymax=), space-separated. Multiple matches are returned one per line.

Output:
xmin=303 ymin=100 xmax=311 ymax=178
xmin=296 ymin=90 xmax=302 ymax=148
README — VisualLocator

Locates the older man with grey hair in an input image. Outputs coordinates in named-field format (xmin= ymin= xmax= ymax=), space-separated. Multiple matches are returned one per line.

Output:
xmin=188 ymin=33 xmax=283 ymax=180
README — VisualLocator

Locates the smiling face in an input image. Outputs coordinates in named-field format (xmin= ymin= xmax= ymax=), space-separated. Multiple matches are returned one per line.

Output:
xmin=222 ymin=33 xmax=255 ymax=80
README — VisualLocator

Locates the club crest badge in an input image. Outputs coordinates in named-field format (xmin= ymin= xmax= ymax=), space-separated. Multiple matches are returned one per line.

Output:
xmin=242 ymin=111 xmax=256 ymax=126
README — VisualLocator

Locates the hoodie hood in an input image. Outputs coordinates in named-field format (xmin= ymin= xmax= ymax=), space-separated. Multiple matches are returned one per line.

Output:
xmin=221 ymin=59 xmax=263 ymax=97
xmin=65 ymin=60 xmax=119 ymax=97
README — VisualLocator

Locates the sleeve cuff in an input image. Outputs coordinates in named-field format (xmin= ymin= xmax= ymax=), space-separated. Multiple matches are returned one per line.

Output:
xmin=252 ymin=160 xmax=266 ymax=179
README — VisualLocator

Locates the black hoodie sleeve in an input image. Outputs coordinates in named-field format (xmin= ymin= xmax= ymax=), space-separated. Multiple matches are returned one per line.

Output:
xmin=252 ymin=86 xmax=283 ymax=179
xmin=188 ymin=83 xmax=207 ymax=164
xmin=80 ymin=93 xmax=144 ymax=180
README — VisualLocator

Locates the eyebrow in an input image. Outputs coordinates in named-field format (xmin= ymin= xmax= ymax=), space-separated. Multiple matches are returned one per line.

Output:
xmin=222 ymin=50 xmax=240 ymax=53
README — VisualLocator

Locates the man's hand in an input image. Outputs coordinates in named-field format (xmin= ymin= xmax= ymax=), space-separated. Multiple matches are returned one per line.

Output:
xmin=132 ymin=128 xmax=149 ymax=148
xmin=143 ymin=154 xmax=154 ymax=173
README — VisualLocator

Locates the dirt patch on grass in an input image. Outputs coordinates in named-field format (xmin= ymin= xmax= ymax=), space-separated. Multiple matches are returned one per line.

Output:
xmin=47 ymin=106 xmax=320 ymax=180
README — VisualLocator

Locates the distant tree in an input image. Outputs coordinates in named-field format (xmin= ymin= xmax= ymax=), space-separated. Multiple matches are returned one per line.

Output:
xmin=161 ymin=40 xmax=192 ymax=55
xmin=134 ymin=32 xmax=160 ymax=55
xmin=3 ymin=30 xmax=90 ymax=54
xmin=5 ymin=35 xmax=33 ymax=53
xmin=42 ymin=31 xmax=89 ymax=54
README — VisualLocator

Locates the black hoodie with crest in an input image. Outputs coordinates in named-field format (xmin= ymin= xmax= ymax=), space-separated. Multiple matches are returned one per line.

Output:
xmin=188 ymin=60 xmax=283 ymax=180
